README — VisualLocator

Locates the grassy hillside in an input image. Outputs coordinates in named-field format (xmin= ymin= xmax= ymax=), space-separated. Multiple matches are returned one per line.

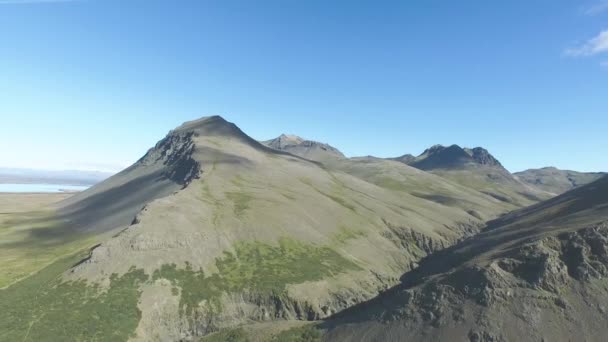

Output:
xmin=515 ymin=166 xmax=605 ymax=195
xmin=321 ymin=176 xmax=608 ymax=341
xmin=0 ymin=117 xmax=555 ymax=341
xmin=0 ymin=193 xmax=101 ymax=289
xmin=388 ymin=144 xmax=554 ymax=208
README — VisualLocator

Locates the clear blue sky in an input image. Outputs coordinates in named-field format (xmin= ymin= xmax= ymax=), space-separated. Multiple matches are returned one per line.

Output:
xmin=1 ymin=0 xmax=607 ymax=173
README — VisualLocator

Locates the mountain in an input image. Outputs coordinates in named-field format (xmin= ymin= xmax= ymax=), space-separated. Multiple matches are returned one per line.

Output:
xmin=392 ymin=144 xmax=552 ymax=208
xmin=0 ymin=168 xmax=113 ymax=186
xmin=1 ymin=116 xmax=525 ymax=341
xmin=515 ymin=167 xmax=605 ymax=195
xmin=262 ymin=134 xmax=345 ymax=162
xmin=407 ymin=144 xmax=503 ymax=171
xmin=262 ymin=133 xmax=305 ymax=149
xmin=388 ymin=153 xmax=415 ymax=165
xmin=322 ymin=175 xmax=608 ymax=341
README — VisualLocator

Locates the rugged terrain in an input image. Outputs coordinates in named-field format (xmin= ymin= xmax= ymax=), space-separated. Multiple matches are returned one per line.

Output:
xmin=321 ymin=175 xmax=608 ymax=342
xmin=515 ymin=167 xmax=605 ymax=195
xmin=0 ymin=116 xmax=543 ymax=342
xmin=1 ymin=116 xmax=598 ymax=342
xmin=390 ymin=144 xmax=553 ymax=208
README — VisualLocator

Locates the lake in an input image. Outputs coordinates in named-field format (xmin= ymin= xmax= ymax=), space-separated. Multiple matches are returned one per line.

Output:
xmin=0 ymin=183 xmax=89 ymax=193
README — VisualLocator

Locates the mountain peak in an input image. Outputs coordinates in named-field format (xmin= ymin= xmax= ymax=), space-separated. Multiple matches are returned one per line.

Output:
xmin=175 ymin=115 xmax=234 ymax=133
xmin=514 ymin=167 xmax=606 ymax=194
xmin=463 ymin=147 xmax=503 ymax=167
xmin=389 ymin=153 xmax=416 ymax=164
xmin=262 ymin=134 xmax=345 ymax=161
xmin=394 ymin=144 xmax=505 ymax=171
xmin=172 ymin=115 xmax=269 ymax=151
xmin=265 ymin=134 xmax=305 ymax=150
xmin=411 ymin=144 xmax=471 ymax=170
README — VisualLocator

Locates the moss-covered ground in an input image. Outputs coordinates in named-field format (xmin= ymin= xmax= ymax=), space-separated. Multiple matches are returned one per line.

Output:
xmin=271 ymin=324 xmax=322 ymax=342
xmin=200 ymin=327 xmax=249 ymax=342
xmin=0 ymin=251 xmax=148 ymax=342
xmin=0 ymin=210 xmax=99 ymax=288
xmin=154 ymin=238 xmax=362 ymax=317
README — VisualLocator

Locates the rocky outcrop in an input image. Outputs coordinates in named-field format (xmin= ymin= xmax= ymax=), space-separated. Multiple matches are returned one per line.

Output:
xmin=137 ymin=131 xmax=202 ymax=187
xmin=261 ymin=134 xmax=345 ymax=161
xmin=464 ymin=147 xmax=503 ymax=168
xmin=381 ymin=218 xmax=483 ymax=272
xmin=395 ymin=144 xmax=508 ymax=172
xmin=263 ymin=134 xmax=305 ymax=150
xmin=424 ymin=222 xmax=608 ymax=304
xmin=362 ymin=222 xmax=608 ymax=338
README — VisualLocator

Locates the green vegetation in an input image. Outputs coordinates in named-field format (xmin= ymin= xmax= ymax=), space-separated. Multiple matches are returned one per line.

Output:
xmin=299 ymin=177 xmax=356 ymax=212
xmin=0 ymin=251 xmax=148 ymax=342
xmin=0 ymin=211 xmax=98 ymax=288
xmin=154 ymin=238 xmax=361 ymax=317
xmin=153 ymin=262 xmax=224 ymax=317
xmin=271 ymin=324 xmax=322 ymax=342
xmin=375 ymin=176 xmax=413 ymax=193
xmin=319 ymin=191 xmax=356 ymax=212
xmin=0 ymin=238 xmax=352 ymax=342
xmin=216 ymin=238 xmax=361 ymax=293
xmin=332 ymin=225 xmax=366 ymax=244
xmin=226 ymin=191 xmax=253 ymax=217
xmin=201 ymin=328 xmax=249 ymax=342
xmin=231 ymin=174 xmax=246 ymax=187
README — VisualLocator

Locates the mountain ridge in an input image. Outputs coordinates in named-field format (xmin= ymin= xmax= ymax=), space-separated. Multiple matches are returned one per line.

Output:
xmin=262 ymin=134 xmax=345 ymax=162
xmin=322 ymin=175 xmax=608 ymax=341
xmin=515 ymin=166 xmax=606 ymax=195
xmin=1 ymin=115 xmax=600 ymax=342
xmin=2 ymin=115 xmax=523 ymax=341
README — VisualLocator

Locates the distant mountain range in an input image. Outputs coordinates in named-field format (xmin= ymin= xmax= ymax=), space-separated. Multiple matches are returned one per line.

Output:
xmin=0 ymin=168 xmax=114 ymax=186
xmin=515 ymin=167 xmax=606 ymax=195
xmin=1 ymin=116 xmax=605 ymax=342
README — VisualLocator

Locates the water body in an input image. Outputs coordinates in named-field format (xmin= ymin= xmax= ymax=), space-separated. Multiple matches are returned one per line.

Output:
xmin=0 ymin=183 xmax=89 ymax=193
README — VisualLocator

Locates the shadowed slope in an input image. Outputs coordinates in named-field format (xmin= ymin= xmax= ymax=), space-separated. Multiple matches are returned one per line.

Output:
xmin=1 ymin=116 xmax=526 ymax=342
xmin=322 ymin=176 xmax=608 ymax=342
xmin=56 ymin=126 xmax=200 ymax=235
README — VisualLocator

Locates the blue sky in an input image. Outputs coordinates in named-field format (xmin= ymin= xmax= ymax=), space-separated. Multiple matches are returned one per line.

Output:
xmin=1 ymin=0 xmax=607 ymax=173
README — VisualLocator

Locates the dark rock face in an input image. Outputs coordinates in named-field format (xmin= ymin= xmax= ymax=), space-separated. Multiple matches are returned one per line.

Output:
xmin=430 ymin=222 xmax=608 ymax=302
xmin=558 ymin=224 xmax=608 ymax=281
xmin=138 ymin=131 xmax=202 ymax=187
xmin=327 ymin=222 xmax=608 ymax=341
xmin=465 ymin=147 xmax=503 ymax=168
xmin=394 ymin=144 xmax=506 ymax=171
xmin=381 ymin=222 xmax=608 ymax=330
xmin=411 ymin=145 xmax=473 ymax=170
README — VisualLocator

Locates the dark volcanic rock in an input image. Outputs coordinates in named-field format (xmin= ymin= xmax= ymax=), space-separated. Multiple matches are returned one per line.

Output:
xmin=393 ymin=144 xmax=507 ymax=171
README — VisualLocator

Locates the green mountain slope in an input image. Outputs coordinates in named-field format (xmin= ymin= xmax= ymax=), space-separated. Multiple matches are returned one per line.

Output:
xmin=392 ymin=144 xmax=553 ymax=208
xmin=321 ymin=175 xmax=608 ymax=342
xmin=515 ymin=166 xmax=605 ymax=195
xmin=0 ymin=117 xmax=553 ymax=341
